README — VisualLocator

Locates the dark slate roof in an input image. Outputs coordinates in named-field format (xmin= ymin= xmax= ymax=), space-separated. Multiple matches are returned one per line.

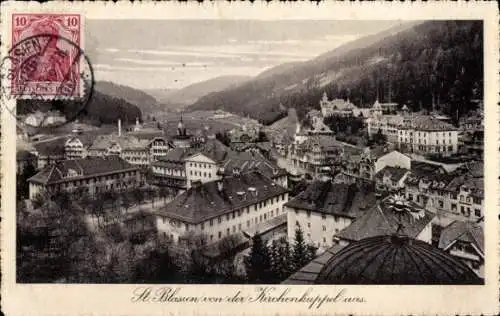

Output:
xmin=374 ymin=166 xmax=409 ymax=182
xmin=336 ymin=195 xmax=435 ymax=242
xmin=33 ymin=138 xmax=66 ymax=156
xmin=222 ymin=151 xmax=287 ymax=179
xmin=156 ymin=172 xmax=288 ymax=224
xmin=28 ymin=156 xmax=139 ymax=185
xmin=315 ymin=235 xmax=482 ymax=284
xmin=439 ymin=221 xmax=484 ymax=255
xmin=284 ymin=181 xmax=375 ymax=219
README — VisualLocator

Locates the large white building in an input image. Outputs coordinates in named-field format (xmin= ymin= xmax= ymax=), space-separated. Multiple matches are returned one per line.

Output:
xmin=155 ymin=172 xmax=289 ymax=245
xmin=285 ymin=181 xmax=377 ymax=253
xmin=398 ymin=116 xmax=459 ymax=156
xmin=367 ymin=101 xmax=459 ymax=155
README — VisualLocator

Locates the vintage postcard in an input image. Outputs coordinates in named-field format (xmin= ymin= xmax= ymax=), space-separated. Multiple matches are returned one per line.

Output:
xmin=1 ymin=1 xmax=499 ymax=315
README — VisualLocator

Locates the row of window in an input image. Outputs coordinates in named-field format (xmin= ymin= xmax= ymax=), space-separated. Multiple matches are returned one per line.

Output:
xmin=189 ymin=162 xmax=212 ymax=169
xmin=190 ymin=170 xmax=212 ymax=178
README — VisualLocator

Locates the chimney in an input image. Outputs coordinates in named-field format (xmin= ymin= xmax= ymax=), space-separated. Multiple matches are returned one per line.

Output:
xmin=233 ymin=167 xmax=241 ymax=177
xmin=217 ymin=180 xmax=224 ymax=192
xmin=118 ymin=119 xmax=122 ymax=137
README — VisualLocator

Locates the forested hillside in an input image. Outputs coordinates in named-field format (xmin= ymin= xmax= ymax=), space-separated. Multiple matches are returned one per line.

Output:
xmin=18 ymin=90 xmax=142 ymax=126
xmin=189 ymin=20 xmax=483 ymax=124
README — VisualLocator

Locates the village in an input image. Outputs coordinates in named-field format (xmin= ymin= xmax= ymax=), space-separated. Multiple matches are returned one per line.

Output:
xmin=16 ymin=91 xmax=484 ymax=284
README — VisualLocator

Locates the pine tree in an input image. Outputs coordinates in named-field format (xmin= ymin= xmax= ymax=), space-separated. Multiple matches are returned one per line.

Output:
xmin=244 ymin=234 xmax=272 ymax=283
xmin=292 ymin=225 xmax=308 ymax=270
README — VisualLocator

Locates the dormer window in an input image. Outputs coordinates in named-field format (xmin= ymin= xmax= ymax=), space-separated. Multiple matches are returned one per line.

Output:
xmin=66 ymin=168 xmax=80 ymax=178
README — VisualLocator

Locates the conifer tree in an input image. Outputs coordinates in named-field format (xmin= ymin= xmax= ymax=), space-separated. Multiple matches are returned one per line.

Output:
xmin=292 ymin=225 xmax=308 ymax=270
xmin=244 ymin=233 xmax=272 ymax=283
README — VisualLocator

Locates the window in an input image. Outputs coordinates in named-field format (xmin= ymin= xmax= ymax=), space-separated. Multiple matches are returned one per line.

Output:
xmin=322 ymin=225 xmax=326 ymax=231
xmin=323 ymin=237 xmax=326 ymax=243
xmin=282 ymin=194 xmax=285 ymax=201
xmin=218 ymin=216 xmax=222 ymax=224
xmin=233 ymin=226 xmax=236 ymax=233
xmin=460 ymin=206 xmax=465 ymax=214
xmin=210 ymin=219 xmax=213 ymax=226
xmin=247 ymin=208 xmax=249 ymax=214
xmin=254 ymin=205 xmax=257 ymax=211
xmin=238 ymin=223 xmax=242 ymax=231
xmin=307 ymin=211 xmax=311 ymax=218
xmin=226 ymin=228 xmax=230 ymax=235
xmin=451 ymin=203 xmax=457 ymax=211
xmin=259 ymin=215 xmax=262 ymax=222
xmin=201 ymin=223 xmax=205 ymax=230
xmin=185 ymin=224 xmax=189 ymax=230
xmin=321 ymin=214 xmax=326 ymax=219
xmin=247 ymin=220 xmax=250 ymax=227
xmin=474 ymin=209 xmax=481 ymax=217
xmin=271 ymin=211 xmax=274 ymax=217
xmin=264 ymin=214 xmax=267 ymax=220
xmin=232 ymin=212 xmax=235 ymax=219
xmin=226 ymin=214 xmax=230 ymax=220
xmin=218 ymin=231 xmax=222 ymax=239
xmin=210 ymin=235 xmax=213 ymax=241
xmin=307 ymin=222 xmax=311 ymax=228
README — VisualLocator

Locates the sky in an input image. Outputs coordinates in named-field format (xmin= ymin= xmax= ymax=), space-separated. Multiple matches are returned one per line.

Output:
xmin=85 ymin=20 xmax=402 ymax=90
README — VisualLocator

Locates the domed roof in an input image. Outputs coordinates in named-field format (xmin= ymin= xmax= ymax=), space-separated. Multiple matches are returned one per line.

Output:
xmin=315 ymin=235 xmax=482 ymax=285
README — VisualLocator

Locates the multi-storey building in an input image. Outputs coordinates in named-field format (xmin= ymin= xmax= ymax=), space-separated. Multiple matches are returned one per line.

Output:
xmin=439 ymin=220 xmax=484 ymax=278
xmin=341 ymin=149 xmax=410 ymax=184
xmin=87 ymin=134 xmax=170 ymax=167
xmin=151 ymin=141 xmax=287 ymax=195
xmin=319 ymin=92 xmax=369 ymax=118
xmin=28 ymin=156 xmax=144 ymax=200
xmin=404 ymin=161 xmax=484 ymax=222
xmin=398 ymin=115 xmax=459 ymax=156
xmin=366 ymin=108 xmax=406 ymax=143
xmin=155 ymin=172 xmax=289 ymax=245
xmin=289 ymin=134 xmax=345 ymax=177
xmin=285 ymin=181 xmax=376 ymax=253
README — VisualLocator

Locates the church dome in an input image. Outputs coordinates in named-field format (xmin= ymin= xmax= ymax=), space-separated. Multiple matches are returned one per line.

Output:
xmin=315 ymin=234 xmax=482 ymax=285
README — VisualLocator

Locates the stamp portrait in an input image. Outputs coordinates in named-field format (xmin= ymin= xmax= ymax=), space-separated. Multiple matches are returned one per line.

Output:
xmin=0 ymin=2 xmax=498 ymax=316
xmin=10 ymin=13 xmax=81 ymax=97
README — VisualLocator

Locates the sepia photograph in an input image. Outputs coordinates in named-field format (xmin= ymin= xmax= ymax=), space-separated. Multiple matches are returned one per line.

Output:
xmin=12 ymin=17 xmax=487 ymax=286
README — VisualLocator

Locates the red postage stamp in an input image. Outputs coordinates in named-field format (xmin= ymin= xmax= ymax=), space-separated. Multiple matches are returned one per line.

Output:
xmin=10 ymin=13 xmax=81 ymax=97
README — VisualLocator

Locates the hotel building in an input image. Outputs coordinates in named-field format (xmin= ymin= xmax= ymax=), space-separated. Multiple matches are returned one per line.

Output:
xmin=28 ymin=156 xmax=144 ymax=200
xmin=155 ymin=172 xmax=289 ymax=245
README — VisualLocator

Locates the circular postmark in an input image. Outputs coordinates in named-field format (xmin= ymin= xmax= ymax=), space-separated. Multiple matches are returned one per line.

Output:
xmin=0 ymin=33 xmax=94 ymax=129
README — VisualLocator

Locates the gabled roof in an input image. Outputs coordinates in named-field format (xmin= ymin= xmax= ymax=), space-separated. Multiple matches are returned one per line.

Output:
xmin=375 ymin=166 xmax=409 ymax=182
xmin=28 ymin=156 xmax=139 ymax=185
xmin=336 ymin=196 xmax=435 ymax=242
xmin=439 ymin=221 xmax=484 ymax=256
xmin=156 ymin=172 xmax=287 ymax=224
xmin=222 ymin=151 xmax=287 ymax=179
xmin=285 ymin=181 xmax=375 ymax=219
xmin=33 ymin=138 xmax=66 ymax=156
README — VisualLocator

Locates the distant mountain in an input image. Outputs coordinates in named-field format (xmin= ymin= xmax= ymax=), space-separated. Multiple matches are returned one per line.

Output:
xmin=95 ymin=81 xmax=160 ymax=114
xmin=146 ymin=75 xmax=251 ymax=109
xmin=189 ymin=21 xmax=483 ymax=125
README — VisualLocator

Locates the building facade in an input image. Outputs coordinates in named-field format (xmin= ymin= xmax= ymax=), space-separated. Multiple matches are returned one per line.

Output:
xmin=28 ymin=156 xmax=144 ymax=200
xmin=285 ymin=181 xmax=376 ymax=253
xmin=155 ymin=172 xmax=289 ymax=245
